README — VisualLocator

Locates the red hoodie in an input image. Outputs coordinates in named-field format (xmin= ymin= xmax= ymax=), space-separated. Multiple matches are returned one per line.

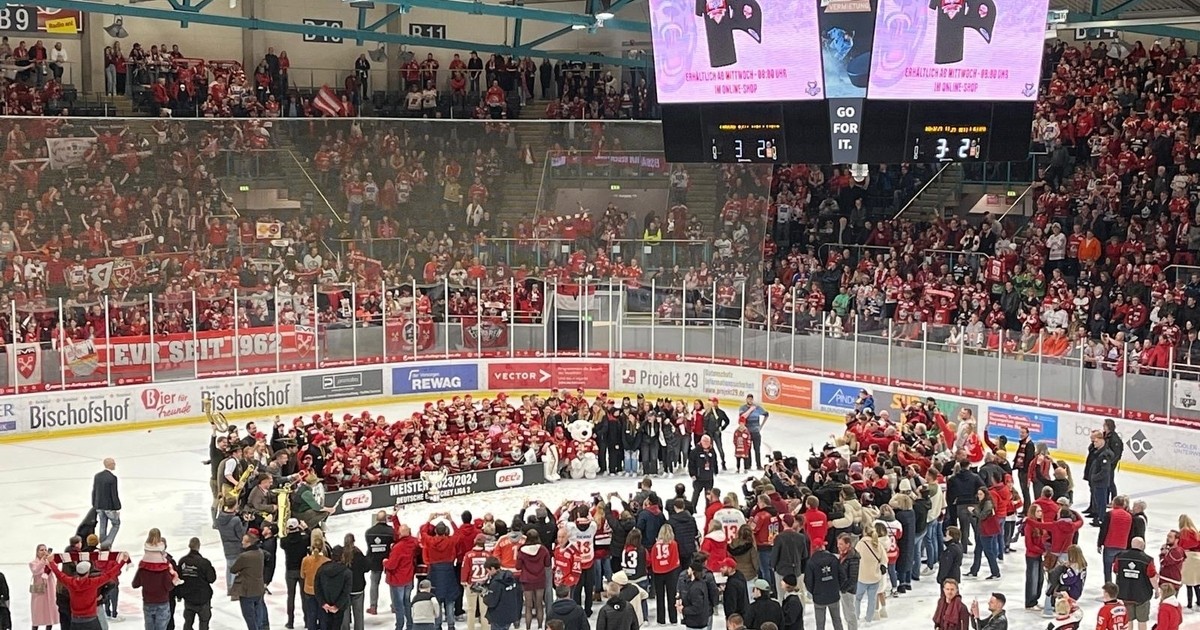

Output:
xmin=420 ymin=528 xmax=459 ymax=565
xmin=1023 ymin=519 xmax=1048 ymax=558
xmin=515 ymin=544 xmax=550 ymax=589
xmin=455 ymin=522 xmax=481 ymax=559
xmin=1034 ymin=498 xmax=1060 ymax=523
xmin=384 ymin=534 xmax=420 ymax=586
xmin=48 ymin=559 xmax=127 ymax=619
xmin=1028 ymin=516 xmax=1083 ymax=553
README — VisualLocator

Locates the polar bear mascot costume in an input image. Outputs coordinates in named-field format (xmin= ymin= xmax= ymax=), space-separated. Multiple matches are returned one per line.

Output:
xmin=566 ymin=419 xmax=600 ymax=479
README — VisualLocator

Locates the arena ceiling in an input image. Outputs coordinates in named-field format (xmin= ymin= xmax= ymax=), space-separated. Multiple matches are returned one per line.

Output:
xmin=1054 ymin=0 xmax=1200 ymax=41
xmin=26 ymin=0 xmax=1200 ymax=68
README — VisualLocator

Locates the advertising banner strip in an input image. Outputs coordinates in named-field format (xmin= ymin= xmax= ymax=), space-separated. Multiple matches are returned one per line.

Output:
xmin=300 ymin=370 xmax=384 ymax=403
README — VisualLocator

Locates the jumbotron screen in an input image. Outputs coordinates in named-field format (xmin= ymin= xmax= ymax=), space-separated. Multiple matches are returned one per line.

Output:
xmin=647 ymin=0 xmax=825 ymax=104
xmin=866 ymin=0 xmax=1050 ymax=101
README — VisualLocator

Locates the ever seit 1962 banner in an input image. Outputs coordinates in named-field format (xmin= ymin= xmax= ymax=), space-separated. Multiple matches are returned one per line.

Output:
xmin=648 ymin=0 xmax=825 ymax=103
xmin=866 ymin=0 xmax=1050 ymax=101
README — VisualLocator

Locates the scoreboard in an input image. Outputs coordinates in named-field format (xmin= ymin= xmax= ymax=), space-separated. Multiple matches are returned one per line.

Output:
xmin=652 ymin=0 xmax=1049 ymax=164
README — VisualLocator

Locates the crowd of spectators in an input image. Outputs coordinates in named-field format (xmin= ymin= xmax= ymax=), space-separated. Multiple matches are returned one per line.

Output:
xmin=89 ymin=40 xmax=661 ymax=121
xmin=7 ymin=37 xmax=1200 ymax=385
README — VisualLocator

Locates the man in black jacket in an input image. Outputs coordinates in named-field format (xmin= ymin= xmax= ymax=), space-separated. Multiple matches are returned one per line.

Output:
xmin=835 ymin=534 xmax=859 ymax=630
xmin=771 ymin=515 xmax=809 ymax=600
xmin=365 ymin=511 xmax=395 ymax=616
xmin=548 ymin=585 xmax=590 ymax=630
xmin=946 ymin=463 xmax=985 ymax=550
xmin=1086 ymin=431 xmax=1116 ymax=526
xmin=688 ymin=436 xmax=719 ymax=510
xmin=668 ymin=499 xmax=700 ymax=570
xmin=92 ymin=457 xmax=122 ymax=548
xmin=803 ymin=542 xmax=842 ymax=630
xmin=482 ymin=557 xmax=523 ymax=630
xmin=176 ymin=538 xmax=216 ymax=630
xmin=1010 ymin=427 xmax=1036 ymax=507
xmin=279 ymin=519 xmax=311 ymax=629
xmin=1114 ymin=538 xmax=1158 ymax=630
xmin=1103 ymin=418 xmax=1124 ymax=503
xmin=720 ymin=559 xmax=750 ymax=620
xmin=745 ymin=579 xmax=782 ymax=630
xmin=315 ymin=550 xmax=352 ymax=630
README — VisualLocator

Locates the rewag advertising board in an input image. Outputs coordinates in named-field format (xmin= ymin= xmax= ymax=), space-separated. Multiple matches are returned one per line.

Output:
xmin=648 ymin=0 xmax=824 ymax=103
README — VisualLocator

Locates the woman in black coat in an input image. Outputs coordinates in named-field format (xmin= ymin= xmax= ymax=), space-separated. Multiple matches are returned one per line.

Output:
xmin=639 ymin=410 xmax=661 ymax=476
xmin=620 ymin=411 xmax=642 ymax=477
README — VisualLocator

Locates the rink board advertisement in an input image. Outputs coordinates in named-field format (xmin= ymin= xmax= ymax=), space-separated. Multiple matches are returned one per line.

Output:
xmin=393 ymin=364 xmax=479 ymax=395
xmin=9 ymin=354 xmax=1200 ymax=478
xmin=818 ymin=381 xmax=860 ymax=413
xmin=300 ymin=370 xmax=384 ymax=403
xmin=986 ymin=406 xmax=1057 ymax=447
xmin=872 ymin=386 xmax=979 ymax=421
xmin=325 ymin=463 xmax=546 ymax=514
xmin=614 ymin=360 xmax=757 ymax=400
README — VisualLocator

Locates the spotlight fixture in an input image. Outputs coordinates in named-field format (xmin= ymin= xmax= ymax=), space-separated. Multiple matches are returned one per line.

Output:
xmin=103 ymin=16 xmax=128 ymax=38
xmin=368 ymin=44 xmax=387 ymax=62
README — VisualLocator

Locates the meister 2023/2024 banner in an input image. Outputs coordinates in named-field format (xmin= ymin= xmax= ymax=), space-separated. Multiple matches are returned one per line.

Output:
xmin=867 ymin=0 xmax=1050 ymax=101
xmin=648 ymin=0 xmax=825 ymax=103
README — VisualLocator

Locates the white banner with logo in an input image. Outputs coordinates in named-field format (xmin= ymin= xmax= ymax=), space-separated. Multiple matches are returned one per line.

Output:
xmin=45 ymin=137 xmax=97 ymax=169
xmin=1172 ymin=379 xmax=1200 ymax=411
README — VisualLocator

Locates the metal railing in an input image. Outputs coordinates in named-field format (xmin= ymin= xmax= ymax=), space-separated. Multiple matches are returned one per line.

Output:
xmin=894 ymin=162 xmax=951 ymax=220
xmin=961 ymin=156 xmax=1039 ymax=187
xmin=7 ymin=278 xmax=1200 ymax=426
xmin=324 ymin=236 xmax=713 ymax=269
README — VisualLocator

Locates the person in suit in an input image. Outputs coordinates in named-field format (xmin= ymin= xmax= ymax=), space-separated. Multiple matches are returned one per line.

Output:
xmin=92 ymin=458 xmax=122 ymax=548
xmin=230 ymin=534 xmax=268 ymax=630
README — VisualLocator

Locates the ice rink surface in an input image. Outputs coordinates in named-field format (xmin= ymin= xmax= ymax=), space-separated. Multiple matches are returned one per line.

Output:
xmin=3 ymin=400 xmax=1199 ymax=629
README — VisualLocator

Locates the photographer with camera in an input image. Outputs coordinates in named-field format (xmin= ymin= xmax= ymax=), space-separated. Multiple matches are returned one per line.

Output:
xmin=482 ymin=557 xmax=523 ymax=630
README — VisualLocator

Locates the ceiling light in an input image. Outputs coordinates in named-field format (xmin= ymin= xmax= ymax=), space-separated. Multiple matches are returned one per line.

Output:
xmin=595 ymin=11 xmax=614 ymax=20
xmin=368 ymin=44 xmax=387 ymax=62
xmin=572 ymin=23 xmax=587 ymax=29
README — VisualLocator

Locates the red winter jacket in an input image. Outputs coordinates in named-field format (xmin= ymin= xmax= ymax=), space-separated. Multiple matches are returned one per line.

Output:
xmin=1156 ymin=597 xmax=1183 ymax=630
